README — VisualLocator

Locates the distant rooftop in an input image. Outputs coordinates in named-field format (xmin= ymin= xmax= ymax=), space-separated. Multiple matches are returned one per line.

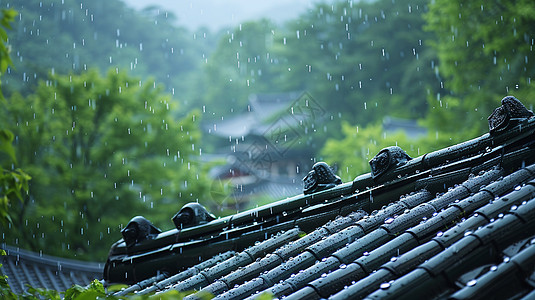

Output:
xmin=1 ymin=244 xmax=103 ymax=295
xmin=383 ymin=116 xmax=427 ymax=139
xmin=208 ymin=91 xmax=303 ymax=138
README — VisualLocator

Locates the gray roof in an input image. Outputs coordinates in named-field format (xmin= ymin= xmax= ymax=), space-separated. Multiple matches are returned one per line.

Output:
xmin=383 ymin=116 xmax=427 ymax=139
xmin=104 ymin=96 xmax=535 ymax=299
xmin=1 ymin=244 xmax=104 ymax=295
xmin=207 ymin=91 xmax=304 ymax=138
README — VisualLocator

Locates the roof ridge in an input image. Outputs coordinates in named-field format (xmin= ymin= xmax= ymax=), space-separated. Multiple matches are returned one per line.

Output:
xmin=242 ymin=167 xmax=505 ymax=299
xmin=1 ymin=244 xmax=103 ymax=272
xmin=104 ymin=97 xmax=535 ymax=299
xmin=297 ymin=164 xmax=535 ymax=299
xmin=364 ymin=180 xmax=535 ymax=299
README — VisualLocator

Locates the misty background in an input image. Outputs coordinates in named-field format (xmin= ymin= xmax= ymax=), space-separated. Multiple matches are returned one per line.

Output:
xmin=123 ymin=0 xmax=316 ymax=31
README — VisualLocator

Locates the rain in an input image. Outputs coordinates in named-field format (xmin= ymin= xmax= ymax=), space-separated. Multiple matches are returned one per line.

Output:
xmin=0 ymin=0 xmax=534 ymax=298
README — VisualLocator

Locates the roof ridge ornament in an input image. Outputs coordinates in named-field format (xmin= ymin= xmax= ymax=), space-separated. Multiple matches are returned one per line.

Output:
xmin=121 ymin=216 xmax=162 ymax=248
xmin=369 ymin=146 xmax=412 ymax=179
xmin=488 ymin=96 xmax=534 ymax=134
xmin=303 ymin=162 xmax=343 ymax=195
xmin=172 ymin=202 xmax=216 ymax=230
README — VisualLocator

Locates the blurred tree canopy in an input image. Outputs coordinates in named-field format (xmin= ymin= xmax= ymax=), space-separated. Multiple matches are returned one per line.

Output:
xmin=200 ymin=19 xmax=282 ymax=118
xmin=423 ymin=0 xmax=535 ymax=135
xmin=0 ymin=7 xmax=31 ymax=227
xmin=0 ymin=70 xmax=213 ymax=260
xmin=321 ymin=122 xmax=419 ymax=181
xmin=321 ymin=0 xmax=535 ymax=180
xmin=276 ymin=0 xmax=438 ymax=124
xmin=200 ymin=0 xmax=439 ymax=126
xmin=3 ymin=0 xmax=213 ymax=110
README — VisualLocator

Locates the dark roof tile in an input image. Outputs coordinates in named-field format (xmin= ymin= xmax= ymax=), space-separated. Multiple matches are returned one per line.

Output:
xmin=103 ymin=97 xmax=535 ymax=299
xmin=450 ymin=238 xmax=535 ymax=300
xmin=1 ymin=245 xmax=103 ymax=295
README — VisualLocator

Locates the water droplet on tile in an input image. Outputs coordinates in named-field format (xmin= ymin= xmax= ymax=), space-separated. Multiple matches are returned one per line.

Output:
xmin=384 ymin=217 xmax=395 ymax=224
xmin=467 ymin=279 xmax=477 ymax=287
xmin=380 ymin=282 xmax=391 ymax=289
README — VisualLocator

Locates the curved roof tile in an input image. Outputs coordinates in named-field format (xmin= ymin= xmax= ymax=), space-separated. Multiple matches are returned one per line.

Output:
xmin=106 ymin=96 xmax=535 ymax=299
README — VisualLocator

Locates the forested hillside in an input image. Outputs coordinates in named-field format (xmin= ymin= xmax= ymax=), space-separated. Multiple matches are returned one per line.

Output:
xmin=3 ymin=0 xmax=215 ymax=108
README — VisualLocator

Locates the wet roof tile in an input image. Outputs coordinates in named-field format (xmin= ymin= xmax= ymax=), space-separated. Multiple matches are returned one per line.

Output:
xmin=106 ymin=96 xmax=535 ymax=299
xmin=1 ymin=244 xmax=103 ymax=295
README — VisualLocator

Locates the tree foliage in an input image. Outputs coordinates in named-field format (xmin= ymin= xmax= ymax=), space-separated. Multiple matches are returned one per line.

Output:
xmin=197 ymin=0 xmax=439 ymax=126
xmin=423 ymin=0 xmax=535 ymax=134
xmin=2 ymin=0 xmax=212 ymax=109
xmin=321 ymin=122 xmax=439 ymax=181
xmin=0 ymin=7 xmax=31 ymax=227
xmin=199 ymin=19 xmax=283 ymax=119
xmin=0 ymin=8 xmax=16 ymax=99
xmin=199 ymin=0 xmax=440 ymax=152
xmin=321 ymin=0 xmax=535 ymax=179
xmin=1 ymin=70 xmax=213 ymax=260
xmin=273 ymin=0 xmax=438 ymax=124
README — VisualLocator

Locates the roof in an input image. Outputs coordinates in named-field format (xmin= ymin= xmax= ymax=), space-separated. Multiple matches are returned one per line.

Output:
xmin=105 ymin=96 xmax=535 ymax=299
xmin=207 ymin=91 xmax=307 ymax=138
xmin=1 ymin=244 xmax=104 ymax=295
xmin=382 ymin=116 xmax=428 ymax=139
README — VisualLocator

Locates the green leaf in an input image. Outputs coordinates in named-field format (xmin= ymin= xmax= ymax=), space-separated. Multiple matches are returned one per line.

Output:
xmin=105 ymin=284 xmax=129 ymax=293
xmin=63 ymin=284 xmax=86 ymax=300
xmin=0 ymin=129 xmax=16 ymax=165
xmin=73 ymin=290 xmax=105 ymax=300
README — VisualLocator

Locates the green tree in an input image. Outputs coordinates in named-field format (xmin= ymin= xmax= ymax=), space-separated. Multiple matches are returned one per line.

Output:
xmin=275 ymin=0 xmax=439 ymax=125
xmin=2 ymin=0 xmax=212 ymax=104
xmin=0 ymin=7 xmax=31 ymax=226
xmin=1 ymin=69 xmax=213 ymax=260
xmin=199 ymin=0 xmax=440 ymax=158
xmin=200 ymin=19 xmax=282 ymax=119
xmin=320 ymin=122 xmax=431 ymax=181
xmin=424 ymin=0 xmax=535 ymax=135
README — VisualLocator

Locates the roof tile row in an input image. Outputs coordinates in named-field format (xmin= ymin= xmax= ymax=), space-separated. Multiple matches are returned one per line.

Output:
xmin=106 ymin=96 xmax=535 ymax=299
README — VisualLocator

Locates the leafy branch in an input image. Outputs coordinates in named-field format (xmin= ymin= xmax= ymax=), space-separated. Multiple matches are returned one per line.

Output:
xmin=0 ymin=8 xmax=31 ymax=226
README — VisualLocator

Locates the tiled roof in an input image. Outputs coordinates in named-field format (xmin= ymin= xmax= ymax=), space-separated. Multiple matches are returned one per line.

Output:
xmin=105 ymin=96 xmax=535 ymax=299
xmin=1 ymin=244 xmax=103 ymax=295
xmin=207 ymin=91 xmax=303 ymax=138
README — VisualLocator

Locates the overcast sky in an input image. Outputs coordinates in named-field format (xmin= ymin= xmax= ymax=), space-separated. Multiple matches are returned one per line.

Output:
xmin=122 ymin=0 xmax=317 ymax=31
